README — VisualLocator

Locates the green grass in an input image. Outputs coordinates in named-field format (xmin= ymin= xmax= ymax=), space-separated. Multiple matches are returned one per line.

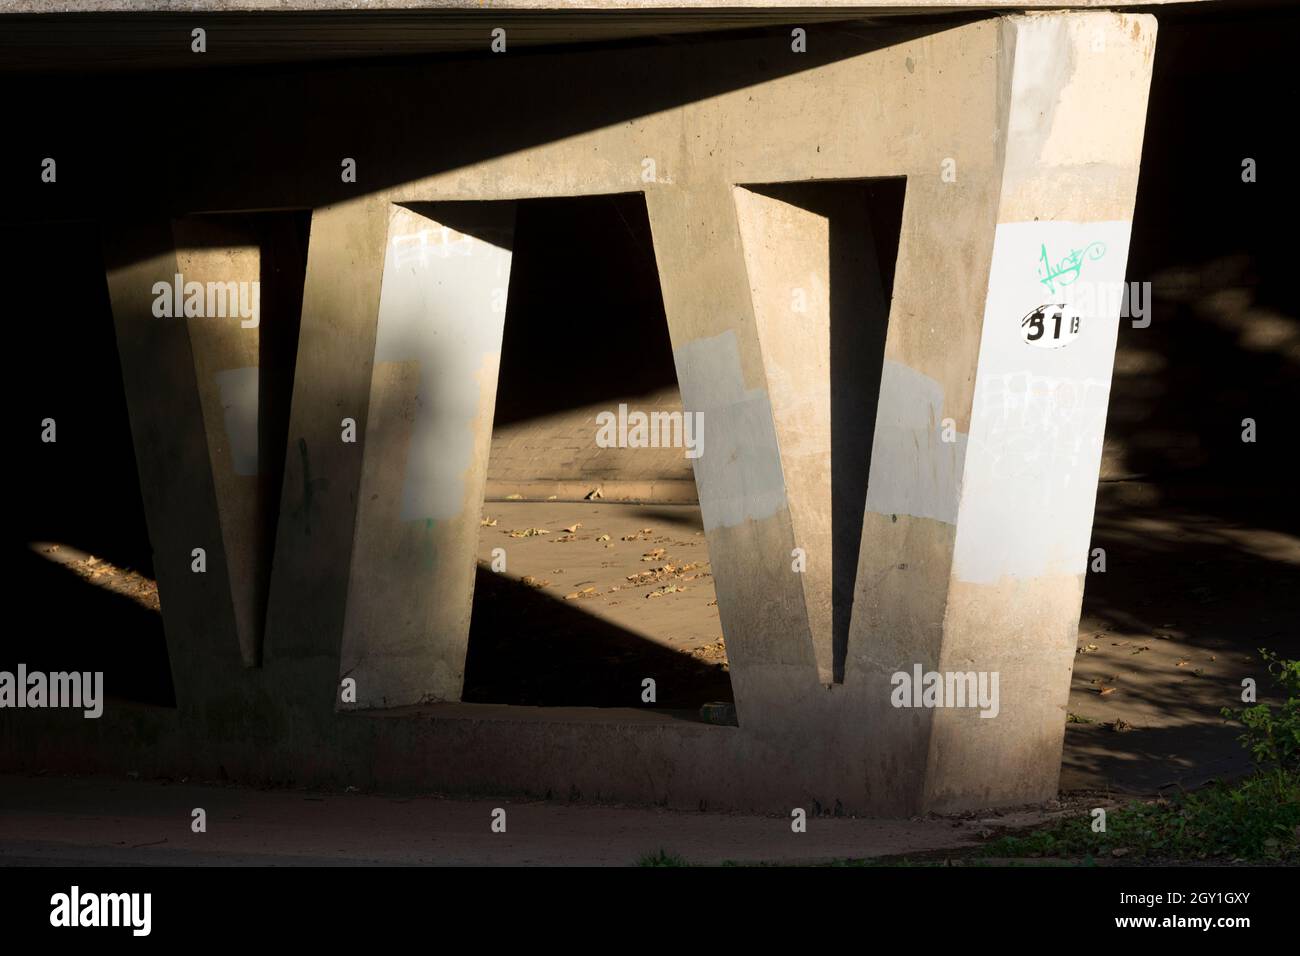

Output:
xmin=981 ymin=770 xmax=1300 ymax=863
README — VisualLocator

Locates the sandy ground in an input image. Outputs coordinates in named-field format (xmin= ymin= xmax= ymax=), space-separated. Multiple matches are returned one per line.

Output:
xmin=466 ymin=501 xmax=730 ymax=710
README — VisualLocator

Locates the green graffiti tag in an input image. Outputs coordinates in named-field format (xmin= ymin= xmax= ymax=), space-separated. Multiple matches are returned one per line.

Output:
xmin=1037 ymin=241 xmax=1107 ymax=294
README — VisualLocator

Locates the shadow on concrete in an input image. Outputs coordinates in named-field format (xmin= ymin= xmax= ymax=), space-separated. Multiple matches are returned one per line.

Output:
xmin=6 ymin=21 xmax=952 ymax=252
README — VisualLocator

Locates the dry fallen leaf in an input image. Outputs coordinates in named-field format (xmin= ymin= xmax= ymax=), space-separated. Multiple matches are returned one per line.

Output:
xmin=507 ymin=527 xmax=550 ymax=537
xmin=1098 ymin=686 xmax=1116 ymax=696
xmin=596 ymin=534 xmax=610 ymax=542
xmin=563 ymin=523 xmax=581 ymax=534
xmin=647 ymin=584 xmax=684 ymax=599
xmin=480 ymin=517 xmax=498 ymax=527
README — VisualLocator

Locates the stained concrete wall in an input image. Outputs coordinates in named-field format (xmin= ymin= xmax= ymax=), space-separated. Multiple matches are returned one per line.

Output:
xmin=5 ymin=11 xmax=1157 ymax=816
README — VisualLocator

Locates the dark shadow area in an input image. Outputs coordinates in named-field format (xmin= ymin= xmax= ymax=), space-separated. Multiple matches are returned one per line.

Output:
xmin=0 ymin=11 xmax=983 ymax=74
xmin=741 ymin=178 xmax=904 ymax=681
xmin=463 ymin=567 xmax=733 ymax=710
xmin=492 ymin=193 xmax=676 ymax=426
xmin=6 ymin=551 xmax=175 ymax=708
xmin=256 ymin=212 xmax=311 ymax=652
xmin=2 ymin=223 xmax=173 ymax=705
xmin=1063 ymin=3 xmax=1299 ymax=794
xmin=1107 ymin=4 xmax=1296 ymax=528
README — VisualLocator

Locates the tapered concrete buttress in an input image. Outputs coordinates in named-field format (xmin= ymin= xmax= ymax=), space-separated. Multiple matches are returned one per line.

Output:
xmin=172 ymin=218 xmax=265 ymax=668
xmin=733 ymin=183 xmax=894 ymax=685
xmin=339 ymin=203 xmax=516 ymax=708
xmin=650 ymin=13 xmax=1155 ymax=813
xmin=33 ymin=13 xmax=1157 ymax=814
xmin=850 ymin=14 xmax=1157 ymax=813
xmin=101 ymin=221 xmax=247 ymax=704
xmin=262 ymin=198 xmax=391 ymax=703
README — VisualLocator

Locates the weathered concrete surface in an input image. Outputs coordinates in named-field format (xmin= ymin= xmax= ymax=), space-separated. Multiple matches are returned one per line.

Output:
xmin=340 ymin=203 xmax=516 ymax=707
xmin=172 ymin=218 xmax=264 ymax=667
xmin=734 ymin=183 xmax=892 ymax=684
xmin=8 ymin=12 xmax=1157 ymax=816
xmin=100 ymin=222 xmax=246 ymax=710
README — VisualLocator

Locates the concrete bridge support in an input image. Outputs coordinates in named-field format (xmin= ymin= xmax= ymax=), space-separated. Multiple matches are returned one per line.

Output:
xmin=20 ymin=10 xmax=1157 ymax=815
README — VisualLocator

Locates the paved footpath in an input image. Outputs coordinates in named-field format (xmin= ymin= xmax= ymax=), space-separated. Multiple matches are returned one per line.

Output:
xmin=0 ymin=773 xmax=1025 ymax=866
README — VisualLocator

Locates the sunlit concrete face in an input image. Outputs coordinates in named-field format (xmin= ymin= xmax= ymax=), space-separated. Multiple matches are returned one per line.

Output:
xmin=340 ymin=203 xmax=516 ymax=708
xmin=10 ymin=11 xmax=1157 ymax=815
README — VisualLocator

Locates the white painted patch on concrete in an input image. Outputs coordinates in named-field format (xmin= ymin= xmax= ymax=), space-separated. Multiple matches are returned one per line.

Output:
xmin=374 ymin=206 xmax=513 ymax=521
xmin=953 ymin=220 xmax=1131 ymax=584
xmin=864 ymin=360 xmax=964 ymax=525
xmin=214 ymin=366 xmax=258 ymax=476
xmin=672 ymin=330 xmax=786 ymax=531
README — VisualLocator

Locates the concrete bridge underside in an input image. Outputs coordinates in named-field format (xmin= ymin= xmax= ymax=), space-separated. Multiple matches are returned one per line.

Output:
xmin=4 ymin=10 xmax=1160 ymax=815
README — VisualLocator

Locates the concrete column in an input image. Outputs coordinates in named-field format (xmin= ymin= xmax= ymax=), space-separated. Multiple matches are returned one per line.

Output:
xmin=101 ymin=221 xmax=246 ymax=707
xmin=262 ymin=198 xmax=390 ymax=704
xmin=734 ymin=183 xmax=893 ymax=685
xmin=645 ymin=185 xmax=819 ymax=735
xmin=171 ymin=218 xmax=265 ymax=667
xmin=851 ymin=13 xmax=1156 ymax=812
xmin=339 ymin=203 xmax=516 ymax=709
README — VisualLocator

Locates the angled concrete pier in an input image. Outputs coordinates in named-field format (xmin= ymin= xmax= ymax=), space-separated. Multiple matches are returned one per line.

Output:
xmin=340 ymin=203 xmax=516 ymax=708
xmin=10 ymin=7 xmax=1160 ymax=815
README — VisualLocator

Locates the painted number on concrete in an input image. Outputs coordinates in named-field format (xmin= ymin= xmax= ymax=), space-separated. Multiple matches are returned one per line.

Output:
xmin=1020 ymin=304 xmax=1082 ymax=349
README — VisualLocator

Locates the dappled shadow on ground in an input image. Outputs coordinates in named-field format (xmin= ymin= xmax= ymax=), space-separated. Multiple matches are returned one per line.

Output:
xmin=1062 ymin=483 xmax=1299 ymax=794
